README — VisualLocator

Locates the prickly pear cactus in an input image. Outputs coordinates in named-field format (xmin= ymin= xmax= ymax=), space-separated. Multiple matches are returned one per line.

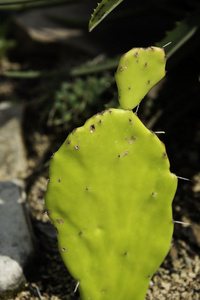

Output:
xmin=115 ymin=47 xmax=166 ymax=109
xmin=45 ymin=47 xmax=177 ymax=300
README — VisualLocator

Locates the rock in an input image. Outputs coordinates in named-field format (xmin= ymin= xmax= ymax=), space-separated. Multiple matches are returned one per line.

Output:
xmin=0 ymin=181 xmax=34 ymax=298
xmin=0 ymin=102 xmax=27 ymax=180
xmin=0 ymin=257 xmax=25 ymax=298
xmin=0 ymin=102 xmax=34 ymax=298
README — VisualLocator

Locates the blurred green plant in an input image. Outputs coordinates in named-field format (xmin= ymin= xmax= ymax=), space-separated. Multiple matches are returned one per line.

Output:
xmin=88 ymin=0 xmax=200 ymax=66
xmin=0 ymin=0 xmax=198 ymax=78
xmin=0 ymin=0 xmax=90 ymax=10
xmin=3 ymin=6 xmax=200 ymax=78
xmin=0 ymin=19 xmax=15 ymax=62
xmin=0 ymin=0 xmax=200 ymax=134
xmin=89 ymin=0 xmax=123 ymax=32
xmin=37 ymin=74 xmax=116 ymax=128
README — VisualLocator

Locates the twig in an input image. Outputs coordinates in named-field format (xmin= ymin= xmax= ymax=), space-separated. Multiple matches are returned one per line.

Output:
xmin=35 ymin=285 xmax=42 ymax=300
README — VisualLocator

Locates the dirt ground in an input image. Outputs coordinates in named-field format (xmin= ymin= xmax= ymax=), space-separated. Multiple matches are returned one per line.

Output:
xmin=0 ymin=4 xmax=200 ymax=299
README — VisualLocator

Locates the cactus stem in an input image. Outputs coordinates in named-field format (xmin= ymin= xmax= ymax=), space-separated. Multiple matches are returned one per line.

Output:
xmin=74 ymin=280 xmax=80 ymax=293
xmin=45 ymin=107 xmax=177 ymax=300
xmin=115 ymin=47 xmax=166 ymax=109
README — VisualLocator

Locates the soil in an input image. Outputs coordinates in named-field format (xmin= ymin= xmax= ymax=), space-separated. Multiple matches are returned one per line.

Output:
xmin=1 ymin=4 xmax=200 ymax=299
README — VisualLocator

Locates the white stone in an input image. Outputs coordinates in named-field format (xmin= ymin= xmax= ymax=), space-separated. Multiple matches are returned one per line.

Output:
xmin=0 ymin=256 xmax=25 ymax=293
xmin=0 ymin=181 xmax=34 ymax=297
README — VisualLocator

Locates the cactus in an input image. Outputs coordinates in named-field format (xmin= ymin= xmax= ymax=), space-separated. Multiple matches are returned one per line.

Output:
xmin=115 ymin=47 xmax=166 ymax=110
xmin=45 ymin=47 xmax=178 ymax=300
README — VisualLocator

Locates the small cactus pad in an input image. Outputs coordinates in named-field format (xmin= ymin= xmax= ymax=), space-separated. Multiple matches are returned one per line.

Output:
xmin=45 ymin=109 xmax=177 ymax=300
xmin=115 ymin=47 xmax=166 ymax=110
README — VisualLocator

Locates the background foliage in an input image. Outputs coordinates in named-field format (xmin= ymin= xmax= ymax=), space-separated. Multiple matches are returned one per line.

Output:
xmin=0 ymin=0 xmax=199 ymax=130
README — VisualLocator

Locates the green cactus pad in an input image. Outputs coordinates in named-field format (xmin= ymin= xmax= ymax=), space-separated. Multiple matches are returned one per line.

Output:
xmin=45 ymin=109 xmax=177 ymax=300
xmin=115 ymin=47 xmax=166 ymax=110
